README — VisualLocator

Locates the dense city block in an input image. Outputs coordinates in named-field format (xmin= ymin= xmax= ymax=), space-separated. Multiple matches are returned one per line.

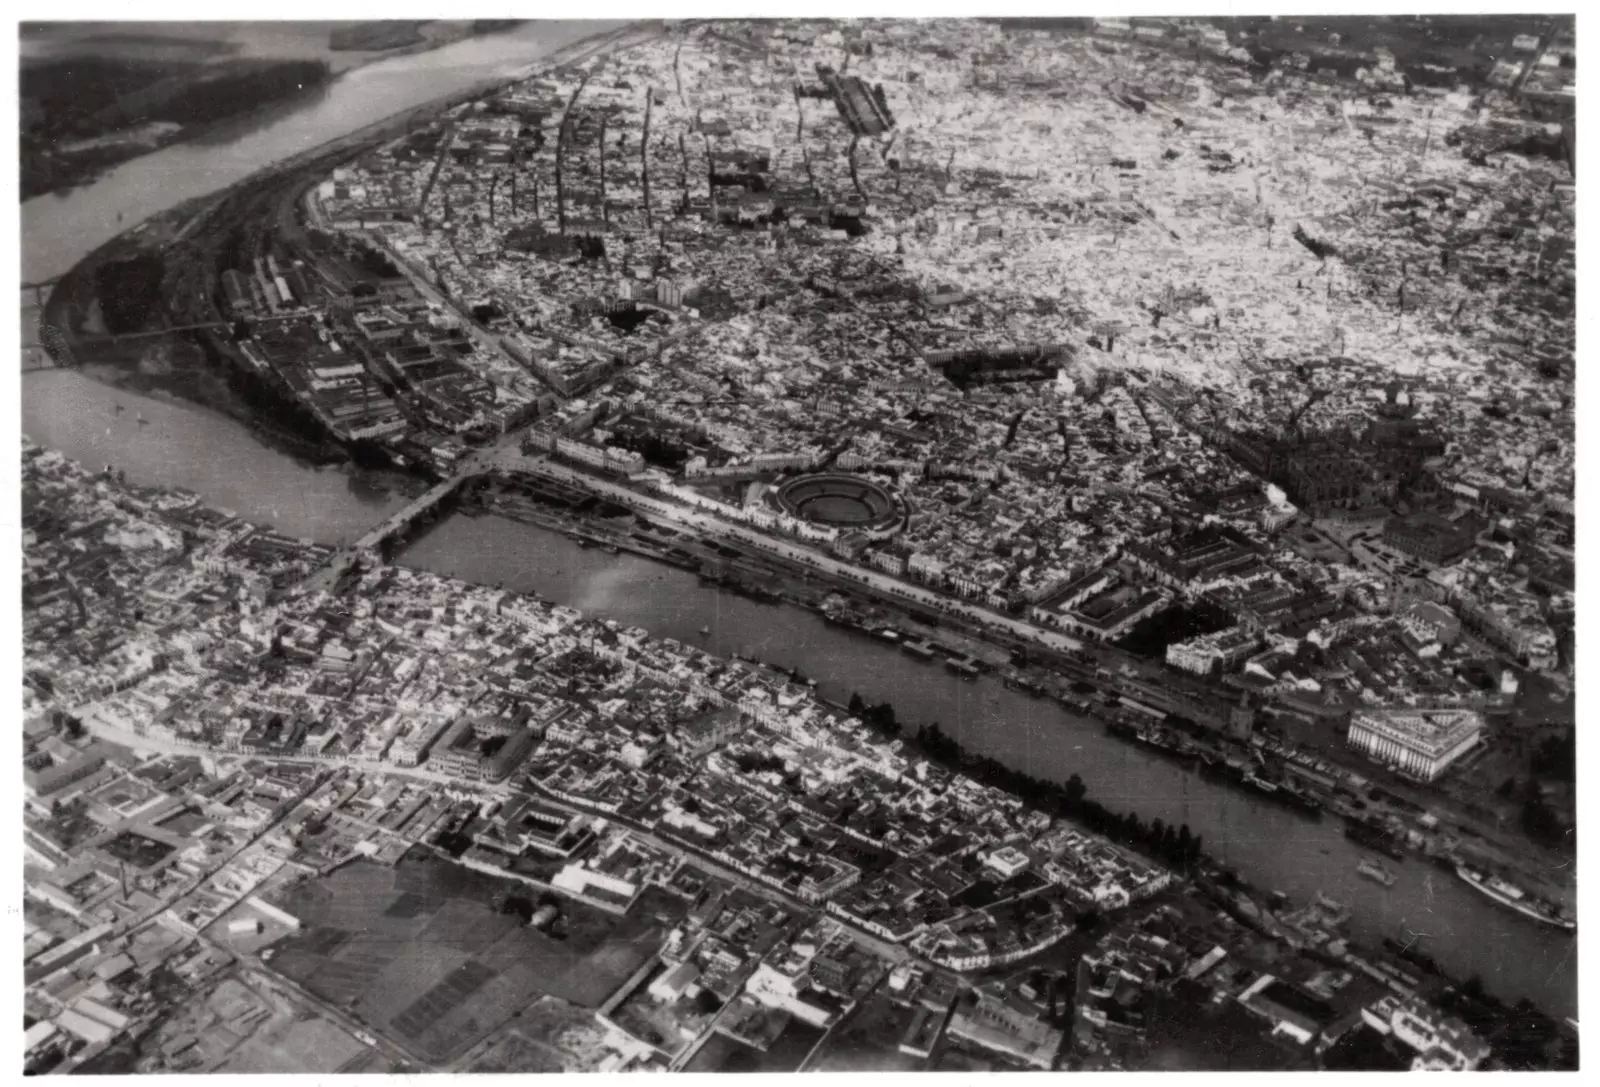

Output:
xmin=23 ymin=14 xmax=1577 ymax=1075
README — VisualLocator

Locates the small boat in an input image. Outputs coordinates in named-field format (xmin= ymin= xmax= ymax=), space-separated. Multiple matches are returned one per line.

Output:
xmin=1357 ymin=858 xmax=1398 ymax=887
xmin=1242 ymin=771 xmax=1280 ymax=795
xmin=1314 ymin=892 xmax=1353 ymax=925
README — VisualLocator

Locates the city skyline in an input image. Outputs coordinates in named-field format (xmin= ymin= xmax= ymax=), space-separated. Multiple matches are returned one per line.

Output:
xmin=18 ymin=12 xmax=1579 ymax=1074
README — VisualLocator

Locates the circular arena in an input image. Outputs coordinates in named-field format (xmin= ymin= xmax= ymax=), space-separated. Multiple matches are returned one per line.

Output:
xmin=774 ymin=473 xmax=904 ymax=534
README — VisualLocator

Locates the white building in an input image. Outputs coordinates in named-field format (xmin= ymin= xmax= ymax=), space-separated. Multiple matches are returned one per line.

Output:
xmin=1361 ymin=996 xmax=1490 ymax=1070
xmin=1346 ymin=709 xmax=1482 ymax=782
xmin=984 ymin=846 xmax=1031 ymax=879
xmin=648 ymin=962 xmax=701 ymax=1003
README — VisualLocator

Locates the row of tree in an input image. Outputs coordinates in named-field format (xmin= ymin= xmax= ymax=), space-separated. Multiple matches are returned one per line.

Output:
xmin=1494 ymin=773 xmax=1574 ymax=851
xmin=845 ymin=691 xmax=1207 ymax=872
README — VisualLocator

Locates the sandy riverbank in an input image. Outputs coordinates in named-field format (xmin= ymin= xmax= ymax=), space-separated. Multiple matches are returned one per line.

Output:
xmin=20 ymin=21 xmax=516 ymax=76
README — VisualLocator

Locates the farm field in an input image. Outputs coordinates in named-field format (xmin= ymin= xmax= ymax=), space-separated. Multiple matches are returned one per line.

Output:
xmin=456 ymin=997 xmax=616 ymax=1073
xmin=217 ymin=1016 xmax=371 ymax=1074
xmin=260 ymin=851 xmax=678 ymax=1064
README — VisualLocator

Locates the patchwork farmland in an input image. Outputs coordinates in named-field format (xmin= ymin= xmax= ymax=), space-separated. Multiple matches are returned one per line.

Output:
xmin=260 ymin=851 xmax=677 ymax=1063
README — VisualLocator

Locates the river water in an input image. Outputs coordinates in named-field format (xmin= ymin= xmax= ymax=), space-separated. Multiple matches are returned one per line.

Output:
xmin=17 ymin=23 xmax=1577 ymax=1021
xmin=21 ymin=19 xmax=631 ymax=285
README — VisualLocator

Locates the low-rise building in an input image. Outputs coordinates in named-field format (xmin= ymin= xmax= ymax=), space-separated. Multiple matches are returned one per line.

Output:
xmin=1362 ymin=995 xmax=1490 ymax=1071
xmin=946 ymin=989 xmax=1062 ymax=1070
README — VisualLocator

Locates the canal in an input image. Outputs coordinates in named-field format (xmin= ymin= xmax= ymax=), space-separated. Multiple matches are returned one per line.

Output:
xmin=18 ymin=21 xmax=1576 ymax=1021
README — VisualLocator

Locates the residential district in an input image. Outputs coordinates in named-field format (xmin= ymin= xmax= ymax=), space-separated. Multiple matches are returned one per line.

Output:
xmin=26 ymin=13 xmax=1576 ymax=1075
xmin=18 ymin=430 xmax=1572 ymax=1072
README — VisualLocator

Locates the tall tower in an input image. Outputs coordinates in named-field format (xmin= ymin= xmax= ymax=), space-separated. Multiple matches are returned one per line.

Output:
xmin=1228 ymin=691 xmax=1256 ymax=741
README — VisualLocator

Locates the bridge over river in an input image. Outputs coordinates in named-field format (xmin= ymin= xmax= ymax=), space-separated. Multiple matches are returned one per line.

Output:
xmin=295 ymin=434 xmax=530 ymax=596
xmin=21 ymin=312 xmax=310 ymax=368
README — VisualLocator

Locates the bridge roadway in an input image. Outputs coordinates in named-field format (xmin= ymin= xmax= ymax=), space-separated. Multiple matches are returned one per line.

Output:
xmin=296 ymin=432 xmax=522 ymax=596
xmin=352 ymin=475 xmax=470 ymax=551
xmin=21 ymin=312 xmax=309 ymax=358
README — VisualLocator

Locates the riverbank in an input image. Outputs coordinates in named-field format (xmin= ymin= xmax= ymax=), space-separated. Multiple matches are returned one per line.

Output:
xmin=460 ymin=477 xmax=1573 ymax=907
xmin=22 ymin=13 xmax=1575 ymax=1028
xmin=31 ymin=20 xmax=662 ymax=483
xmin=19 ymin=21 xmax=539 ymax=201
xmin=23 ymin=19 xmax=654 ymax=286
xmin=21 ymin=48 xmax=328 ymax=200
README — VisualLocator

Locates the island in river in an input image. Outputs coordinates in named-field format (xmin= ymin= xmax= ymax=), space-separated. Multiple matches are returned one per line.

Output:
xmin=18 ymin=21 xmax=524 ymax=200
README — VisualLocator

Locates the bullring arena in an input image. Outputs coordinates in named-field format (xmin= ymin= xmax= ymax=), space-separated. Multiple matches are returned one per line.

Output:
xmin=772 ymin=472 xmax=905 ymax=536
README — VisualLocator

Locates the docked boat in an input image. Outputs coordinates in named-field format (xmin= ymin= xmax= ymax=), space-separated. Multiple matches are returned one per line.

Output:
xmin=1242 ymin=771 xmax=1280 ymax=795
xmin=820 ymin=608 xmax=861 ymax=630
xmin=1456 ymin=866 xmax=1576 ymax=933
xmin=1133 ymin=725 xmax=1200 ymax=765
xmin=1105 ymin=718 xmax=1140 ymax=741
xmin=1272 ymin=780 xmax=1325 ymax=817
xmin=1239 ymin=767 xmax=1324 ymax=817
xmin=1201 ymin=753 xmax=1251 ymax=785
xmin=1344 ymin=818 xmax=1408 ymax=861
xmin=1357 ymin=859 xmax=1398 ymax=887
xmin=741 ymin=583 xmax=783 ymax=604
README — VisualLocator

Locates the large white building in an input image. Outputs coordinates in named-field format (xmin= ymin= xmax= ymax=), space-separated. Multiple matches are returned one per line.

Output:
xmin=1361 ymin=996 xmax=1490 ymax=1070
xmin=1346 ymin=709 xmax=1483 ymax=782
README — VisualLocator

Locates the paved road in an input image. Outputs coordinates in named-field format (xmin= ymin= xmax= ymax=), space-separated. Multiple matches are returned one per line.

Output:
xmin=364 ymin=232 xmax=526 ymax=375
xmin=482 ymin=450 xmax=1087 ymax=656
xmin=75 ymin=714 xmax=510 ymax=795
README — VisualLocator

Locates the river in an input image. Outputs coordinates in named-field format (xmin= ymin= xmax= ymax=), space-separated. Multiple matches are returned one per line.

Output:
xmin=21 ymin=19 xmax=632 ymax=285
xmin=400 ymin=515 xmax=1578 ymax=1019
xmin=17 ymin=23 xmax=1577 ymax=1021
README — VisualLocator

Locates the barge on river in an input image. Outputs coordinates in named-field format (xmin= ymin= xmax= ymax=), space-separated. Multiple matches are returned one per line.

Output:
xmin=1357 ymin=858 xmax=1398 ymax=887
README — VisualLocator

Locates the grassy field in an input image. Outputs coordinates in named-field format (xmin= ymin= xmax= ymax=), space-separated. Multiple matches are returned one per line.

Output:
xmin=218 ymin=1017 xmax=370 ymax=1074
xmin=262 ymin=852 xmax=675 ymax=1063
